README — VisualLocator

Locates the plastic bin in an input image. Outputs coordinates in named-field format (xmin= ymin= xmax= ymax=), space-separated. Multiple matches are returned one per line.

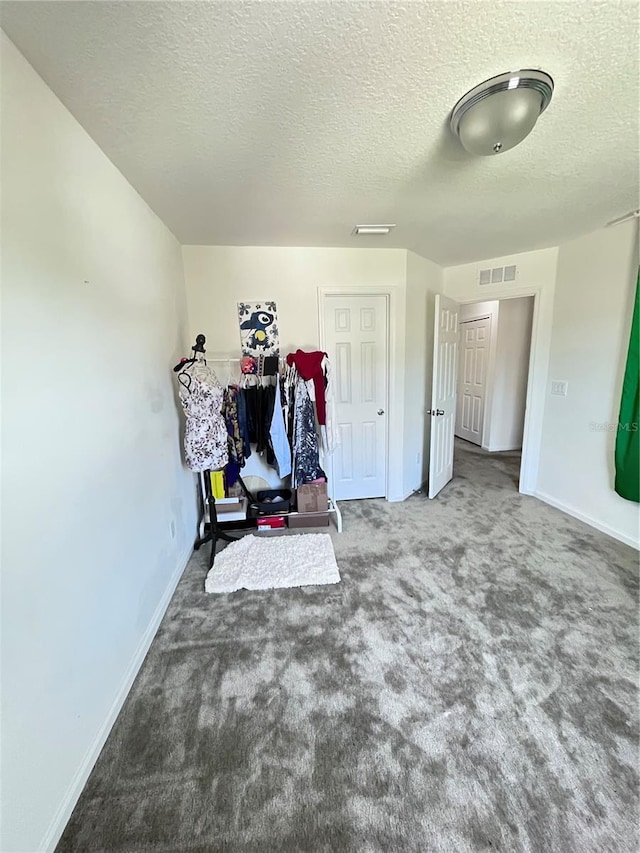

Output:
xmin=251 ymin=489 xmax=292 ymax=516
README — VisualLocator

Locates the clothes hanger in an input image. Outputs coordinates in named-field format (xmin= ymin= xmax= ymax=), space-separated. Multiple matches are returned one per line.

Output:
xmin=224 ymin=358 xmax=235 ymax=388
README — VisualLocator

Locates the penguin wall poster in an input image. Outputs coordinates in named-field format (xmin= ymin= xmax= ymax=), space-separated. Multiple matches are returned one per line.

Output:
xmin=237 ymin=301 xmax=280 ymax=357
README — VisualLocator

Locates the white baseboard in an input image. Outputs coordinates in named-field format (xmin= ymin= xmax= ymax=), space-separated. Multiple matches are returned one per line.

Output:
xmin=534 ymin=490 xmax=639 ymax=550
xmin=40 ymin=542 xmax=194 ymax=852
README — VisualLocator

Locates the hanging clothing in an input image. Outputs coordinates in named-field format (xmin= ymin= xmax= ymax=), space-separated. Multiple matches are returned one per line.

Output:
xmin=223 ymin=387 xmax=245 ymax=468
xmin=261 ymin=355 xmax=279 ymax=377
xmin=244 ymin=385 xmax=259 ymax=445
xmin=178 ymin=360 xmax=228 ymax=472
xmin=286 ymin=350 xmax=327 ymax=425
xmin=243 ymin=384 xmax=276 ymax=465
xmin=225 ymin=460 xmax=241 ymax=489
xmin=236 ymin=388 xmax=251 ymax=460
xmin=293 ymin=378 xmax=326 ymax=487
xmin=270 ymin=377 xmax=292 ymax=478
xmin=283 ymin=362 xmax=297 ymax=445
xmin=615 ymin=270 xmax=639 ymax=502
xmin=222 ymin=386 xmax=245 ymax=487
xmin=320 ymin=354 xmax=339 ymax=455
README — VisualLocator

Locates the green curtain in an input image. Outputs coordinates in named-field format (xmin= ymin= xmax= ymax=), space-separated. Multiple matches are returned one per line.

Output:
xmin=615 ymin=269 xmax=640 ymax=502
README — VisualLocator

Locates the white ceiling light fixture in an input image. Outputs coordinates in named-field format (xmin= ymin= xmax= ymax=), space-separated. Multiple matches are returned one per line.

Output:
xmin=353 ymin=224 xmax=396 ymax=235
xmin=450 ymin=69 xmax=554 ymax=156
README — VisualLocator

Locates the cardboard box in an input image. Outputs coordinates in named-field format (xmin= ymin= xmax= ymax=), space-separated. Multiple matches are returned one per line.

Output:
xmin=296 ymin=482 xmax=328 ymax=513
xmin=288 ymin=512 xmax=330 ymax=528
xmin=217 ymin=497 xmax=244 ymax=513
xmin=216 ymin=497 xmax=247 ymax=522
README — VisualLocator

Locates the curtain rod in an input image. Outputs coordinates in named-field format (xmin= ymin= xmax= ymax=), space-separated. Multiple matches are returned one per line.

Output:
xmin=206 ymin=356 xmax=286 ymax=362
xmin=606 ymin=210 xmax=640 ymax=228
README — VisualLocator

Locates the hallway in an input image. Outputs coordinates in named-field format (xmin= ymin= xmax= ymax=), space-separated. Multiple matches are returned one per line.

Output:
xmin=57 ymin=442 xmax=638 ymax=853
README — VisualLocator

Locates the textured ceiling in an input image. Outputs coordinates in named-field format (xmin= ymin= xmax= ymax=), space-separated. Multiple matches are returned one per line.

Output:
xmin=1 ymin=1 xmax=638 ymax=265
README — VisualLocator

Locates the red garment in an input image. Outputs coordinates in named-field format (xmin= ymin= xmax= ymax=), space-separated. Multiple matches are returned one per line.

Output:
xmin=287 ymin=350 xmax=327 ymax=425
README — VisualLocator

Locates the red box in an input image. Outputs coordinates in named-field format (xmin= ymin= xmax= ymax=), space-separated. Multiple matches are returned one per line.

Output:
xmin=256 ymin=516 xmax=286 ymax=531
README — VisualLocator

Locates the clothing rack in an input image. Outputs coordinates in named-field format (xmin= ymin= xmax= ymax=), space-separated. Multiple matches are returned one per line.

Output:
xmin=193 ymin=468 xmax=253 ymax=570
xmin=175 ymin=334 xmax=343 ymax=570
xmin=206 ymin=356 xmax=286 ymax=386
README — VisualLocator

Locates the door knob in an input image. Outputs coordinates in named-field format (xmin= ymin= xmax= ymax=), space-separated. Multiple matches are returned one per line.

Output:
xmin=436 ymin=409 xmax=445 ymax=416
xmin=377 ymin=408 xmax=385 ymax=416
xmin=427 ymin=409 xmax=445 ymax=416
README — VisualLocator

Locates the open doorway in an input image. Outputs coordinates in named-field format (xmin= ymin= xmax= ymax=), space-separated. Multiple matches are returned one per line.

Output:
xmin=454 ymin=295 xmax=535 ymax=489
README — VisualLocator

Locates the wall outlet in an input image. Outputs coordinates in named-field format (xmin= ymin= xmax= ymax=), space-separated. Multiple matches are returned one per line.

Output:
xmin=551 ymin=380 xmax=568 ymax=397
xmin=416 ymin=452 xmax=421 ymax=466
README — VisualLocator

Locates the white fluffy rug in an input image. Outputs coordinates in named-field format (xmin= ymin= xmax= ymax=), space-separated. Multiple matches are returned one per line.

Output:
xmin=205 ymin=533 xmax=341 ymax=593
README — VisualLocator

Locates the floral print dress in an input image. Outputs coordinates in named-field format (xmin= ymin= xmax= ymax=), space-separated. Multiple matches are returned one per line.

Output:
xmin=222 ymin=386 xmax=245 ymax=468
xmin=292 ymin=377 xmax=326 ymax=487
xmin=179 ymin=363 xmax=229 ymax=472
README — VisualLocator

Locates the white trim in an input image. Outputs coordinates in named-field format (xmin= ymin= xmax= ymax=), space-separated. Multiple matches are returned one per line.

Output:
xmin=534 ymin=490 xmax=640 ymax=550
xmin=389 ymin=487 xmax=415 ymax=503
xmin=40 ymin=543 xmax=194 ymax=853
xmin=318 ymin=286 xmax=399 ymax=502
xmin=483 ymin=311 xmax=498 ymax=449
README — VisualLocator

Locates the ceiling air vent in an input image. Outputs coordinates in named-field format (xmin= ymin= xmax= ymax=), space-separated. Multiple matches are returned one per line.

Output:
xmin=478 ymin=264 xmax=518 ymax=285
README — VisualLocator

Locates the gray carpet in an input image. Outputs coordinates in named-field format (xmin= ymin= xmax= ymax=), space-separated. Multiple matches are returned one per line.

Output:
xmin=57 ymin=440 xmax=639 ymax=852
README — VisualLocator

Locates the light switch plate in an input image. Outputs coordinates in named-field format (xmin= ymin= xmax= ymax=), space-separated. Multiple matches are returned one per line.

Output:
xmin=551 ymin=380 xmax=568 ymax=397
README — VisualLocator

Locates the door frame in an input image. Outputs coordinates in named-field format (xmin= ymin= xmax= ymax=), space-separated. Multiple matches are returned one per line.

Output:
xmin=317 ymin=286 xmax=397 ymax=501
xmin=455 ymin=290 xmax=540 ymax=494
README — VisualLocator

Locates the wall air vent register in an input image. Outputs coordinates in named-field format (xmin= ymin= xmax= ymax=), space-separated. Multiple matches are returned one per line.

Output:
xmin=478 ymin=265 xmax=517 ymax=286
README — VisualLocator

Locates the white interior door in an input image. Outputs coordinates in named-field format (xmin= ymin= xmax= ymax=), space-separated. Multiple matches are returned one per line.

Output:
xmin=455 ymin=316 xmax=490 ymax=446
xmin=428 ymin=294 xmax=459 ymax=499
xmin=323 ymin=294 xmax=388 ymax=500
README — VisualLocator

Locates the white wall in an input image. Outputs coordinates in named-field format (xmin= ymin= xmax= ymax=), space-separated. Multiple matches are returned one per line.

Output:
xmin=182 ymin=245 xmax=407 ymax=354
xmin=537 ymin=221 xmax=639 ymax=547
xmin=0 ymin=35 xmax=197 ymax=853
xmin=181 ymin=245 xmax=409 ymax=500
xmin=489 ymin=297 xmax=534 ymax=452
xmin=403 ymin=250 xmax=444 ymax=494
xmin=444 ymin=246 xmax=558 ymax=494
